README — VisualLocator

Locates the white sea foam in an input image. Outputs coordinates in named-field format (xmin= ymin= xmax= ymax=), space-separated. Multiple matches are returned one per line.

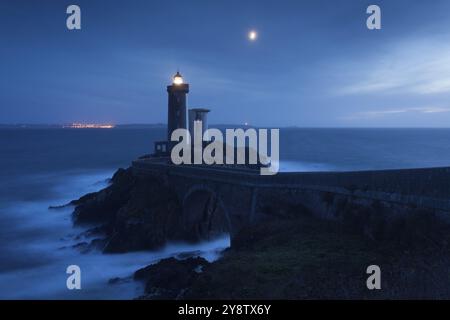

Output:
xmin=0 ymin=171 xmax=229 ymax=300
xmin=274 ymin=160 xmax=334 ymax=173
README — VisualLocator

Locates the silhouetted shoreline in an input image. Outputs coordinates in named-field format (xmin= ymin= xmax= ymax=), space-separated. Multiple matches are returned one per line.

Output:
xmin=71 ymin=165 xmax=450 ymax=299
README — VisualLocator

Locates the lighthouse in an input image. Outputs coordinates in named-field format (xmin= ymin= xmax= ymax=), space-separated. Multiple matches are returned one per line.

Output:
xmin=154 ymin=71 xmax=210 ymax=158
xmin=167 ymin=71 xmax=189 ymax=148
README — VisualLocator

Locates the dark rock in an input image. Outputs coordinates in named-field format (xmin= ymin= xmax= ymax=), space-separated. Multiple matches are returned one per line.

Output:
xmin=48 ymin=204 xmax=71 ymax=210
xmin=183 ymin=209 xmax=450 ymax=299
xmin=89 ymin=238 xmax=108 ymax=251
xmin=108 ymin=277 xmax=131 ymax=285
xmin=71 ymin=238 xmax=107 ymax=253
xmin=175 ymin=250 xmax=202 ymax=260
xmin=108 ymin=277 xmax=122 ymax=285
xmin=71 ymin=241 xmax=90 ymax=253
xmin=74 ymin=225 xmax=106 ymax=240
xmin=102 ymin=176 xmax=183 ymax=253
xmin=134 ymin=257 xmax=209 ymax=300
xmin=71 ymin=167 xmax=187 ymax=253
xmin=72 ymin=168 xmax=136 ymax=225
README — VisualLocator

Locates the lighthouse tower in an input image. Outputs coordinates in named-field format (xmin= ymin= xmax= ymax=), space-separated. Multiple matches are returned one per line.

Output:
xmin=167 ymin=71 xmax=189 ymax=148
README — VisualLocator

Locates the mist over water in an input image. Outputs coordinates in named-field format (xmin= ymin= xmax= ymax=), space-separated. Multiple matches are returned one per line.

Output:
xmin=0 ymin=171 xmax=229 ymax=299
xmin=2 ymin=128 xmax=450 ymax=299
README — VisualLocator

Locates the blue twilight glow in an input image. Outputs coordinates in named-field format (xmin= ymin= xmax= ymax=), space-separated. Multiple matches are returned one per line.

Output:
xmin=2 ymin=0 xmax=450 ymax=127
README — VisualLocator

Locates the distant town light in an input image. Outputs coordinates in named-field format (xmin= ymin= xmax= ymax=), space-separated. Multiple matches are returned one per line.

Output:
xmin=64 ymin=123 xmax=115 ymax=129
xmin=173 ymin=71 xmax=184 ymax=85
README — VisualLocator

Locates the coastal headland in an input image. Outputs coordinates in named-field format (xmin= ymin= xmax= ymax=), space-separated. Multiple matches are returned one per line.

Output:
xmin=70 ymin=162 xmax=450 ymax=299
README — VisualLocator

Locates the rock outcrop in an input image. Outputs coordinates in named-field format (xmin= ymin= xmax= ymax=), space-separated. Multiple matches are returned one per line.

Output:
xmin=181 ymin=211 xmax=450 ymax=299
xmin=71 ymin=164 xmax=450 ymax=299
xmin=134 ymin=257 xmax=209 ymax=299
xmin=72 ymin=168 xmax=136 ymax=225
xmin=71 ymin=168 xmax=184 ymax=252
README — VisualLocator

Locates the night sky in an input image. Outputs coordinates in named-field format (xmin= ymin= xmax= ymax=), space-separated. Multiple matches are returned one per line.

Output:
xmin=2 ymin=0 xmax=450 ymax=127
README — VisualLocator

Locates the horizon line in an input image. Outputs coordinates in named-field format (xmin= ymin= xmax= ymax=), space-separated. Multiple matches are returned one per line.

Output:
xmin=2 ymin=123 xmax=450 ymax=129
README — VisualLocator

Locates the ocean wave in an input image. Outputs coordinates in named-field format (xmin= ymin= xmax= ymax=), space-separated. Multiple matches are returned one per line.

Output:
xmin=0 ymin=170 xmax=230 ymax=300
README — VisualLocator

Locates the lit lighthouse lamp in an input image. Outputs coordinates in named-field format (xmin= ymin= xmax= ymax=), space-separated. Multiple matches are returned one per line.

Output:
xmin=172 ymin=71 xmax=184 ymax=85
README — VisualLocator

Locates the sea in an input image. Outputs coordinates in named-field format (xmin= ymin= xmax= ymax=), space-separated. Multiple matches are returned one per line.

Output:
xmin=1 ymin=127 xmax=450 ymax=299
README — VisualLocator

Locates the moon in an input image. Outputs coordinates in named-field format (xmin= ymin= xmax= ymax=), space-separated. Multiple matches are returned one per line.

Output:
xmin=248 ymin=30 xmax=258 ymax=41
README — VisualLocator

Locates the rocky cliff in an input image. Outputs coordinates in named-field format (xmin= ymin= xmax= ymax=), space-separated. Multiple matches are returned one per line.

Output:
xmin=71 ymin=166 xmax=450 ymax=299
xmin=71 ymin=168 xmax=185 ymax=252
xmin=135 ymin=208 xmax=450 ymax=299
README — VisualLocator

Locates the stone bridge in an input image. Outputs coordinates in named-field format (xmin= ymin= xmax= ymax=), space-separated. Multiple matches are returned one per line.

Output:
xmin=132 ymin=159 xmax=450 ymax=243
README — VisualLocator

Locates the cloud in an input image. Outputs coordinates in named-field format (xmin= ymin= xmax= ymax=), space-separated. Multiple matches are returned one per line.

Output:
xmin=338 ymin=39 xmax=450 ymax=96
xmin=113 ymin=48 xmax=275 ymax=99
xmin=342 ymin=106 xmax=450 ymax=120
